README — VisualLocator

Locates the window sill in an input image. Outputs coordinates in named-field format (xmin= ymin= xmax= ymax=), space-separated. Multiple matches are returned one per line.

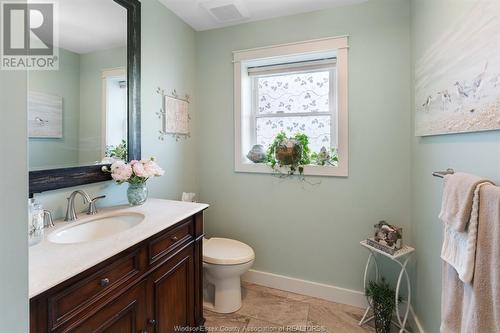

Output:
xmin=235 ymin=162 xmax=348 ymax=177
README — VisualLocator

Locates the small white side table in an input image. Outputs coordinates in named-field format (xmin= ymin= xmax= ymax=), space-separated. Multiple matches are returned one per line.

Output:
xmin=359 ymin=240 xmax=415 ymax=333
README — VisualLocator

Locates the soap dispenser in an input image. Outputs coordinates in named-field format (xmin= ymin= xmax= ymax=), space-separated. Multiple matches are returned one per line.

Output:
xmin=28 ymin=199 xmax=53 ymax=246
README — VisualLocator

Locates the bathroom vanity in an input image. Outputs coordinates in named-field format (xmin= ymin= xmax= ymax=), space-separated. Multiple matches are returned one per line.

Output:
xmin=29 ymin=199 xmax=208 ymax=333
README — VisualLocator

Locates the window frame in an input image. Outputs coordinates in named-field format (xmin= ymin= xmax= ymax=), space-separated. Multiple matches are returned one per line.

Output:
xmin=233 ymin=36 xmax=349 ymax=177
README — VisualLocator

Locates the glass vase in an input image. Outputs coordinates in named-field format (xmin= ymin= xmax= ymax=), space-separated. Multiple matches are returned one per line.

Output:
xmin=127 ymin=183 xmax=148 ymax=206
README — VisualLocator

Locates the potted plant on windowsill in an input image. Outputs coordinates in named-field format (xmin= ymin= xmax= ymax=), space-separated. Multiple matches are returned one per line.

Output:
xmin=365 ymin=278 xmax=402 ymax=333
xmin=265 ymin=131 xmax=339 ymax=175
xmin=266 ymin=132 xmax=311 ymax=175
xmin=103 ymin=139 xmax=128 ymax=163
xmin=103 ymin=158 xmax=164 ymax=206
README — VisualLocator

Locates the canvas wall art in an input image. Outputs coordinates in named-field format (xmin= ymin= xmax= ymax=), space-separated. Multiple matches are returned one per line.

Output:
xmin=28 ymin=91 xmax=63 ymax=139
xmin=415 ymin=2 xmax=500 ymax=136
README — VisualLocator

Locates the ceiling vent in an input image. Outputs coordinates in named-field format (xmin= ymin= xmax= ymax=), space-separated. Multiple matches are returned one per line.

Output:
xmin=200 ymin=0 xmax=249 ymax=23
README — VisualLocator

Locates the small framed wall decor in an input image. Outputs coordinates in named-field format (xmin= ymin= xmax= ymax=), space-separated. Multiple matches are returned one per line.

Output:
xmin=156 ymin=88 xmax=190 ymax=141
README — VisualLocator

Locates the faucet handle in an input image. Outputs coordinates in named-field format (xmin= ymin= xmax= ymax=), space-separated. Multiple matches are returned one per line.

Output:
xmin=87 ymin=195 xmax=106 ymax=215
xmin=43 ymin=210 xmax=55 ymax=228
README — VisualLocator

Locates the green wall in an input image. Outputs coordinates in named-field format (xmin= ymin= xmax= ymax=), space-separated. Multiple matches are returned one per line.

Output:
xmin=196 ymin=0 xmax=412 ymax=291
xmin=410 ymin=0 xmax=500 ymax=331
xmin=79 ymin=47 xmax=126 ymax=164
xmin=0 ymin=25 xmax=29 ymax=333
xmin=35 ymin=0 xmax=199 ymax=219
xmin=140 ymin=0 xmax=199 ymax=200
xmin=29 ymin=49 xmax=81 ymax=169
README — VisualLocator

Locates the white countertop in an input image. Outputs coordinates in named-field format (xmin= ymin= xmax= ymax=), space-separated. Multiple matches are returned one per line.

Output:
xmin=29 ymin=198 xmax=208 ymax=298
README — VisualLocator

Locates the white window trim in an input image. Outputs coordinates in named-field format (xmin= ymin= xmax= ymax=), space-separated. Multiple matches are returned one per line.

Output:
xmin=101 ymin=67 xmax=127 ymax=159
xmin=233 ymin=36 xmax=349 ymax=177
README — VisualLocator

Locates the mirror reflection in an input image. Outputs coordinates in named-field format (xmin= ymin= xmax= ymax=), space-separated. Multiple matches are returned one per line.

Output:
xmin=28 ymin=0 xmax=127 ymax=171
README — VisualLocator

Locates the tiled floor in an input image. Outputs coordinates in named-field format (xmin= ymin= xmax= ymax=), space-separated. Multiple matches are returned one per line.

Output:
xmin=204 ymin=282 xmax=381 ymax=333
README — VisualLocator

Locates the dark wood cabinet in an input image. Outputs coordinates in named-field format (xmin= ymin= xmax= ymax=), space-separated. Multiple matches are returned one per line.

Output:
xmin=30 ymin=212 xmax=205 ymax=333
xmin=67 ymin=280 xmax=148 ymax=333
xmin=150 ymin=246 xmax=194 ymax=332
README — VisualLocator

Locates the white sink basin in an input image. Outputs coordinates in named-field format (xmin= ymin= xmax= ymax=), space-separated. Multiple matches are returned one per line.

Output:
xmin=48 ymin=212 xmax=145 ymax=244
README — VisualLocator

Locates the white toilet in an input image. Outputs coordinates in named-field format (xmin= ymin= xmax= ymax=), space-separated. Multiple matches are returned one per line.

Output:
xmin=203 ymin=237 xmax=255 ymax=313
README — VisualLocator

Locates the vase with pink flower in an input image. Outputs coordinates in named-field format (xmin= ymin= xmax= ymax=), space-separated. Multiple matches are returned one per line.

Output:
xmin=103 ymin=158 xmax=164 ymax=206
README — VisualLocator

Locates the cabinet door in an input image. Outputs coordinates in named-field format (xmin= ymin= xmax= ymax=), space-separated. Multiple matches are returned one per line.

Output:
xmin=150 ymin=247 xmax=195 ymax=333
xmin=67 ymin=280 xmax=148 ymax=333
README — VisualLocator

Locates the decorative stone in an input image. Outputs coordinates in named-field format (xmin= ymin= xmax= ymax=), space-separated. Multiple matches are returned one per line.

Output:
xmin=247 ymin=145 xmax=267 ymax=163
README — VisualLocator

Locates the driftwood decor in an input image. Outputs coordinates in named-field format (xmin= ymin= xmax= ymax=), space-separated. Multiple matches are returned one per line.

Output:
xmin=156 ymin=88 xmax=191 ymax=141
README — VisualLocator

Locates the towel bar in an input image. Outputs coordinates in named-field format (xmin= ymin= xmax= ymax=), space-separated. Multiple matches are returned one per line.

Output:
xmin=433 ymin=168 xmax=455 ymax=178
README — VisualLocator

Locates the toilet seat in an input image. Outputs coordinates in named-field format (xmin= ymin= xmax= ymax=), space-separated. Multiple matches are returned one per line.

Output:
xmin=203 ymin=238 xmax=255 ymax=265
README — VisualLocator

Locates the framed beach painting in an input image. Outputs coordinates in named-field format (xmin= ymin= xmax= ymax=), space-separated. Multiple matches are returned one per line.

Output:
xmin=415 ymin=2 xmax=500 ymax=136
xmin=28 ymin=91 xmax=63 ymax=139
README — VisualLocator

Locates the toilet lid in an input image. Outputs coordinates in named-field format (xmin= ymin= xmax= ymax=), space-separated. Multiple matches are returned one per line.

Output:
xmin=203 ymin=238 xmax=255 ymax=265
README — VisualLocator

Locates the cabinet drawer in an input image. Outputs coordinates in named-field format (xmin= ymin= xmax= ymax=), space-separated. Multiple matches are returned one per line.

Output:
xmin=149 ymin=218 xmax=193 ymax=265
xmin=48 ymin=250 xmax=142 ymax=330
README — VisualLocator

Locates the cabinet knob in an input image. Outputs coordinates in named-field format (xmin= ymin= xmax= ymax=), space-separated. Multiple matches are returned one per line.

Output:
xmin=171 ymin=236 xmax=178 ymax=242
xmin=100 ymin=278 xmax=110 ymax=287
xmin=148 ymin=319 xmax=157 ymax=326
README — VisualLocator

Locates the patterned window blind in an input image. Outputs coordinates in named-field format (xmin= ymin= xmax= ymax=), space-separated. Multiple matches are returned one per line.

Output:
xmin=251 ymin=64 xmax=336 ymax=153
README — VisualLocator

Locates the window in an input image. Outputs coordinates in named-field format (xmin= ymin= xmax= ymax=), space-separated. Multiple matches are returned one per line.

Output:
xmin=251 ymin=61 xmax=336 ymax=153
xmin=234 ymin=37 xmax=349 ymax=176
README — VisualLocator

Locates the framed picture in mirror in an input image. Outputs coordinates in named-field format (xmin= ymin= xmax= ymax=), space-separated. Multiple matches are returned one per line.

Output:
xmin=28 ymin=92 xmax=63 ymax=139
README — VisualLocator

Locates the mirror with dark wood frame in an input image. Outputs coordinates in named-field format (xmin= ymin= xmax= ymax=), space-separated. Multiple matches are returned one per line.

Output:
xmin=28 ymin=0 xmax=140 ymax=195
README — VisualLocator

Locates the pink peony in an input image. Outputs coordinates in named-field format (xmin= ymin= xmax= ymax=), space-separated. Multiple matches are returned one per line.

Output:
xmin=110 ymin=160 xmax=125 ymax=172
xmin=143 ymin=160 xmax=164 ymax=177
xmin=111 ymin=163 xmax=132 ymax=182
xmin=132 ymin=162 xmax=148 ymax=178
xmin=107 ymin=157 xmax=164 ymax=184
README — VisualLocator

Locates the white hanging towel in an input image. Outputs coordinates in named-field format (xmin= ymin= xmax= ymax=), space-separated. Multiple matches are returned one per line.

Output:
xmin=440 ymin=182 xmax=491 ymax=283
xmin=182 ymin=192 xmax=196 ymax=202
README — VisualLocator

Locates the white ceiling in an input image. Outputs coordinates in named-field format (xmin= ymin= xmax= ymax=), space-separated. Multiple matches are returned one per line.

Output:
xmin=159 ymin=0 xmax=368 ymax=31
xmin=55 ymin=0 xmax=127 ymax=54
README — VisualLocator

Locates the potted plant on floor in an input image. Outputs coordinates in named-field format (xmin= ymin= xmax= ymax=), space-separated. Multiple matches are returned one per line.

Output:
xmin=365 ymin=278 xmax=402 ymax=333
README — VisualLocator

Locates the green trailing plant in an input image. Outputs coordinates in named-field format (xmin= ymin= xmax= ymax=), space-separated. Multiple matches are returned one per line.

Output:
xmin=311 ymin=148 xmax=339 ymax=166
xmin=365 ymin=278 xmax=402 ymax=333
xmin=266 ymin=132 xmax=340 ymax=175
xmin=105 ymin=139 xmax=128 ymax=161
xmin=266 ymin=132 xmax=311 ymax=175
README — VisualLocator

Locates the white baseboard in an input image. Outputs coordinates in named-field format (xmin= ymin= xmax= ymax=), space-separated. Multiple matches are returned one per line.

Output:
xmin=242 ymin=269 xmax=425 ymax=333
xmin=242 ymin=269 xmax=368 ymax=308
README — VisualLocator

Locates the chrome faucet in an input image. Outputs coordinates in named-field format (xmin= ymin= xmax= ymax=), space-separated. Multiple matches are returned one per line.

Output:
xmin=65 ymin=190 xmax=106 ymax=222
